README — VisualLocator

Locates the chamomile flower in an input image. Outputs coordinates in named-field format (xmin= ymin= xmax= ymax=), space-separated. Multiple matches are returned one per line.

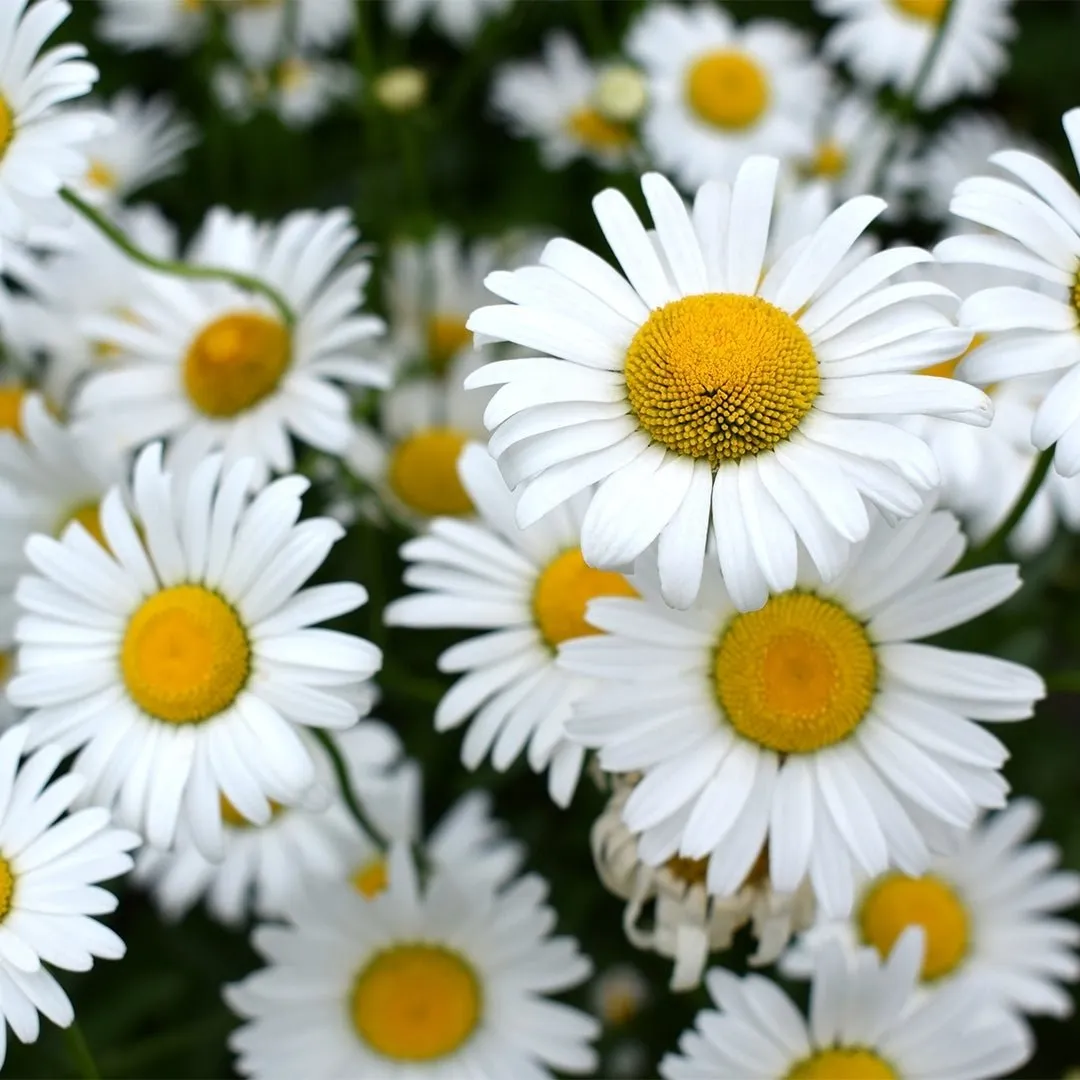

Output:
xmin=0 ymin=0 xmax=105 ymax=248
xmin=212 ymin=55 xmax=357 ymax=129
xmin=71 ymin=206 xmax=388 ymax=484
xmin=592 ymin=777 xmax=814 ymax=989
xmin=227 ymin=845 xmax=600 ymax=1079
xmin=626 ymin=4 xmax=828 ymax=190
xmin=7 ymin=443 xmax=383 ymax=858
xmin=384 ymin=444 xmax=636 ymax=808
xmin=0 ymin=724 xmax=140 ymax=1070
xmin=785 ymin=799 xmax=1080 ymax=1024
xmin=492 ymin=33 xmax=636 ymax=171
xmin=466 ymin=162 xmax=987 ymax=611
xmin=562 ymin=508 xmax=1044 ymax=917
xmin=385 ymin=0 xmax=512 ymax=45
xmin=660 ymin=929 xmax=1032 ymax=1080
xmin=96 ymin=0 xmax=207 ymax=54
xmin=223 ymin=0 xmax=355 ymax=69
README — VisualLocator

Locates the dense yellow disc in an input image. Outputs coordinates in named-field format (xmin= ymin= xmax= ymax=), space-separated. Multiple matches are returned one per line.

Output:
xmin=352 ymin=857 xmax=389 ymax=899
xmin=0 ymin=856 xmax=14 ymax=921
xmin=532 ymin=548 xmax=636 ymax=648
xmin=566 ymin=107 xmax=633 ymax=150
xmin=787 ymin=1049 xmax=898 ymax=1079
xmin=686 ymin=50 xmax=770 ymax=130
xmin=892 ymin=0 xmax=947 ymax=22
xmin=387 ymin=427 xmax=473 ymax=517
xmin=426 ymin=315 xmax=472 ymax=372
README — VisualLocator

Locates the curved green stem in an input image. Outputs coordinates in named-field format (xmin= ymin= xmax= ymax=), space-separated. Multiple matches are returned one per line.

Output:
xmin=60 ymin=188 xmax=296 ymax=328
xmin=64 ymin=1021 xmax=100 ymax=1080
xmin=313 ymin=728 xmax=390 ymax=851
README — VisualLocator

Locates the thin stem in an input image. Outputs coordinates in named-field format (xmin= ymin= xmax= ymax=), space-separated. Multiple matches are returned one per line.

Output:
xmin=64 ymin=1021 xmax=100 ymax=1080
xmin=60 ymin=188 xmax=296 ymax=328
xmin=313 ymin=728 xmax=390 ymax=851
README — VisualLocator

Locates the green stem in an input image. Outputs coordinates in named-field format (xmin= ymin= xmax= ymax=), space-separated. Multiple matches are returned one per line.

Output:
xmin=59 ymin=188 xmax=296 ymax=328
xmin=313 ymin=728 xmax=390 ymax=851
xmin=64 ymin=1021 xmax=100 ymax=1080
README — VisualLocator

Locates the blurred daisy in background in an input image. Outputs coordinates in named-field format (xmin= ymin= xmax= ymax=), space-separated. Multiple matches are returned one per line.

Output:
xmin=385 ymin=0 xmax=512 ymax=45
xmin=661 ymin=929 xmax=1031 ymax=1080
xmin=223 ymin=0 xmax=355 ymax=70
xmin=8 ymin=445 xmax=383 ymax=857
xmin=589 ymin=964 xmax=649 ymax=1029
xmin=492 ymin=33 xmax=637 ymax=172
xmin=816 ymin=0 xmax=1016 ymax=110
xmin=96 ymin=0 xmax=207 ymax=54
xmin=385 ymin=444 xmax=636 ymax=807
xmin=564 ymin=509 xmax=1043 ymax=916
xmin=227 ymin=844 xmax=600 ymax=1079
xmin=626 ymin=3 xmax=828 ymax=189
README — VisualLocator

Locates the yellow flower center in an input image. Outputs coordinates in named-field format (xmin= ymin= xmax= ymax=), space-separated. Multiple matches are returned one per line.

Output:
xmin=276 ymin=57 xmax=311 ymax=92
xmin=625 ymin=294 xmax=819 ymax=466
xmin=0 ymin=386 xmax=28 ymax=436
xmin=892 ymin=0 xmax=946 ymax=22
xmin=859 ymin=873 xmax=969 ymax=981
xmin=787 ymin=1049 xmax=897 ymax=1080
xmin=387 ymin=427 xmax=473 ymax=517
xmin=0 ymin=856 xmax=14 ymax=921
xmin=665 ymin=854 xmax=709 ymax=887
xmin=566 ymin=107 xmax=634 ymax=150
xmin=121 ymin=585 xmax=251 ymax=725
xmin=532 ymin=548 xmax=636 ymax=649
xmin=58 ymin=501 xmax=107 ymax=549
xmin=351 ymin=944 xmax=481 ymax=1062
xmin=714 ymin=592 xmax=877 ymax=754
xmin=425 ymin=314 xmax=472 ymax=373
xmin=602 ymin=987 xmax=642 ymax=1027
xmin=219 ymin=795 xmax=283 ymax=828
xmin=686 ymin=50 xmax=770 ymax=131
xmin=85 ymin=159 xmax=118 ymax=192
xmin=0 ymin=652 xmax=11 ymax=686
xmin=808 ymin=140 xmax=848 ymax=179
xmin=352 ymin=856 xmax=389 ymax=899
xmin=0 ymin=96 xmax=14 ymax=160
xmin=183 ymin=311 xmax=291 ymax=418
xmin=920 ymin=333 xmax=987 ymax=380
xmin=181 ymin=0 xmax=203 ymax=10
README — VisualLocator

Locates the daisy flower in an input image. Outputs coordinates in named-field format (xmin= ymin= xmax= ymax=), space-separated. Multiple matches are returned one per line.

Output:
xmin=0 ymin=724 xmax=140 ymax=1069
xmin=592 ymin=776 xmax=814 ymax=989
xmin=384 ymin=443 xmax=636 ymax=807
xmin=0 ymin=0 xmax=105 ymax=248
xmin=562 ymin=508 xmax=1044 ymax=917
xmin=385 ymin=0 xmax=512 ymax=45
xmin=936 ymin=108 xmax=1080 ymax=479
xmin=625 ymin=4 xmax=828 ymax=190
xmin=816 ymin=0 xmax=1016 ymax=110
xmin=785 ymin=799 xmax=1080 ymax=1024
xmin=96 ymin=0 xmax=207 ymax=54
xmin=69 ymin=92 xmax=196 ymax=207
xmin=466 ymin=162 xmax=988 ymax=611
xmin=7 ymin=443 xmax=383 ymax=857
xmin=71 ymin=205 xmax=388 ymax=484
xmin=226 ymin=844 xmax=600 ymax=1079
xmin=660 ymin=929 xmax=1031 ymax=1080
xmin=492 ymin=33 xmax=636 ymax=172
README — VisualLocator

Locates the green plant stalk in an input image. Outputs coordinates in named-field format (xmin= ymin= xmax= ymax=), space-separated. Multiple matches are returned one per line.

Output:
xmin=64 ymin=1021 xmax=100 ymax=1080
xmin=313 ymin=727 xmax=390 ymax=851
xmin=59 ymin=188 xmax=296 ymax=328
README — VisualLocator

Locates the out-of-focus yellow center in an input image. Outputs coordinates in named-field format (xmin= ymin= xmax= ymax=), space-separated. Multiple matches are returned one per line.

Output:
xmin=277 ymin=57 xmax=311 ymax=92
xmin=625 ymin=294 xmax=819 ymax=465
xmin=0 ymin=856 xmax=14 ymax=921
xmin=0 ymin=96 xmax=14 ymax=159
xmin=859 ymin=873 xmax=969 ymax=981
xmin=686 ymin=50 xmax=769 ymax=131
xmin=426 ymin=314 xmax=471 ymax=372
xmin=715 ymin=592 xmax=877 ymax=754
xmin=0 ymin=652 xmax=11 ymax=686
xmin=58 ymin=501 xmax=108 ymax=550
xmin=566 ymin=107 xmax=633 ymax=150
xmin=183 ymin=311 xmax=291 ymax=418
xmin=532 ymin=548 xmax=636 ymax=648
xmin=220 ymin=795 xmax=283 ymax=829
xmin=351 ymin=944 xmax=481 ymax=1061
xmin=0 ymin=386 xmax=28 ymax=436
xmin=808 ymin=140 xmax=848 ymax=179
xmin=665 ymin=855 xmax=709 ymax=887
xmin=388 ymin=427 xmax=473 ymax=517
xmin=352 ymin=857 xmax=389 ymax=899
xmin=920 ymin=333 xmax=987 ymax=380
xmin=787 ymin=1049 xmax=897 ymax=1079
xmin=85 ymin=159 xmax=118 ymax=191
xmin=121 ymin=585 xmax=250 ymax=724
xmin=892 ymin=0 xmax=946 ymax=23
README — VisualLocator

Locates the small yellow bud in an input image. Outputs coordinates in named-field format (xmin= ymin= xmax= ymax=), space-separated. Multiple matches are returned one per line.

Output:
xmin=594 ymin=64 xmax=648 ymax=123
xmin=374 ymin=67 xmax=428 ymax=113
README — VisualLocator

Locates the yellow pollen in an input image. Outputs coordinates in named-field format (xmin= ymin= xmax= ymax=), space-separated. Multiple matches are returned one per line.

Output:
xmin=787 ymin=1049 xmax=898 ymax=1080
xmin=352 ymin=857 xmax=389 ymax=899
xmin=388 ymin=427 xmax=473 ymax=517
xmin=121 ymin=585 xmax=250 ymax=725
xmin=0 ymin=856 xmax=14 ymax=921
xmin=276 ymin=57 xmax=311 ymax=92
xmin=892 ymin=0 xmax=946 ymax=22
xmin=808 ymin=140 xmax=848 ymax=179
xmin=625 ymin=294 xmax=819 ymax=465
xmin=183 ymin=311 xmax=291 ymax=418
xmin=0 ymin=652 xmax=11 ymax=686
xmin=686 ymin=50 xmax=770 ymax=131
xmin=0 ymin=386 xmax=28 ymax=437
xmin=665 ymin=855 xmax=709 ymax=887
xmin=351 ymin=944 xmax=481 ymax=1062
xmin=532 ymin=548 xmax=636 ymax=648
xmin=0 ymin=95 xmax=14 ymax=159
xmin=59 ymin=502 xmax=108 ymax=550
xmin=425 ymin=314 xmax=472 ymax=372
xmin=85 ymin=159 xmax=118 ymax=191
xmin=1072 ymin=267 xmax=1080 ymax=320
xmin=714 ymin=592 xmax=876 ymax=754
xmin=859 ymin=873 xmax=969 ymax=981
xmin=566 ymin=107 xmax=634 ymax=151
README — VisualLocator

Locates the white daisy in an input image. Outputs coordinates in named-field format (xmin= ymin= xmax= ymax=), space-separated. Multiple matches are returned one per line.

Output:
xmin=625 ymin=4 xmax=828 ymax=190
xmin=224 ymin=0 xmax=355 ymax=69
xmin=492 ymin=33 xmax=636 ymax=172
xmin=226 ymin=844 xmax=600 ymax=1079
xmin=384 ymin=443 xmax=637 ymax=808
xmin=70 ymin=205 xmax=388 ymax=484
xmin=592 ymin=775 xmax=814 ymax=989
xmin=466 ymin=162 xmax=988 ymax=611
xmin=660 ymin=928 xmax=1032 ymax=1080
xmin=96 ymin=0 xmax=208 ymax=54
xmin=385 ymin=0 xmax=512 ymax=45
xmin=936 ymin=108 xmax=1080 ymax=479
xmin=816 ymin=0 xmax=1016 ymax=110
xmin=6 ymin=443 xmax=383 ymax=857
xmin=784 ymin=798 xmax=1080 ymax=1025
xmin=0 ymin=0 xmax=105 ymax=248
xmin=0 ymin=723 xmax=140 ymax=1070
xmin=562 ymin=507 xmax=1044 ymax=917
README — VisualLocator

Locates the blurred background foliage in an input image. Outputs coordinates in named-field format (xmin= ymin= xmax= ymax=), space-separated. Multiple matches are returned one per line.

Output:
xmin=13 ymin=1 xmax=1080 ymax=1076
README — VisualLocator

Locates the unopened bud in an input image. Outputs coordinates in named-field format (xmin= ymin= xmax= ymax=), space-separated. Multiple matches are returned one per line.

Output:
xmin=374 ymin=66 xmax=428 ymax=113
xmin=594 ymin=64 xmax=648 ymax=123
